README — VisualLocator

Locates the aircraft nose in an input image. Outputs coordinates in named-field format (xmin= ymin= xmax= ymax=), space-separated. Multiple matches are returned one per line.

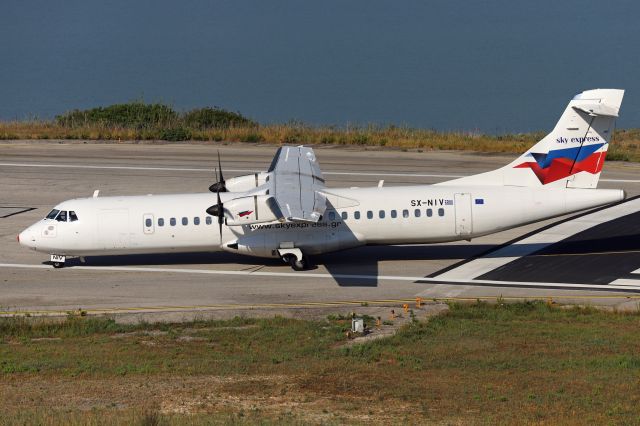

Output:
xmin=18 ymin=228 xmax=36 ymax=249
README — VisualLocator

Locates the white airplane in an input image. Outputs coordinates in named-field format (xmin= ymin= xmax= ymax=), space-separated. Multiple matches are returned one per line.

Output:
xmin=19 ymin=89 xmax=625 ymax=270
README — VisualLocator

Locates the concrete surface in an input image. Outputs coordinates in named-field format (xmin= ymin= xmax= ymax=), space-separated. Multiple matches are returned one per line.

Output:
xmin=2 ymin=140 xmax=640 ymax=318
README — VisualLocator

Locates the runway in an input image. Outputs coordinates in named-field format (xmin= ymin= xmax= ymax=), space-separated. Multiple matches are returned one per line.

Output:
xmin=2 ymin=140 xmax=640 ymax=317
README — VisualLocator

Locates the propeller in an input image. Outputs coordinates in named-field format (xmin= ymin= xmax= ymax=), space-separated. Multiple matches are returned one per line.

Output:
xmin=208 ymin=151 xmax=227 ymax=192
xmin=206 ymin=189 xmax=225 ymax=239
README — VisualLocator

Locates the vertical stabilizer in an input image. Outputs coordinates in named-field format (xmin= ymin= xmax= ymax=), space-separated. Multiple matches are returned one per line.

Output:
xmin=438 ymin=89 xmax=624 ymax=188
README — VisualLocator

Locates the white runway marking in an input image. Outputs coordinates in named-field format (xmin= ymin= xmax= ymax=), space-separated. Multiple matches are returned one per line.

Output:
xmin=609 ymin=278 xmax=640 ymax=286
xmin=434 ymin=198 xmax=640 ymax=281
xmin=0 ymin=162 xmax=463 ymax=179
xmin=1 ymin=162 xmax=638 ymax=183
xmin=1 ymin=263 xmax=640 ymax=292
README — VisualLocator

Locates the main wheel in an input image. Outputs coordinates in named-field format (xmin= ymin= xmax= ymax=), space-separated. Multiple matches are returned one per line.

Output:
xmin=52 ymin=262 xmax=64 ymax=269
xmin=284 ymin=254 xmax=308 ymax=271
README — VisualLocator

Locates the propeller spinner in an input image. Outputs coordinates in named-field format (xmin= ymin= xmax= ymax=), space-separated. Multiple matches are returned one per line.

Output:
xmin=206 ymin=190 xmax=225 ymax=238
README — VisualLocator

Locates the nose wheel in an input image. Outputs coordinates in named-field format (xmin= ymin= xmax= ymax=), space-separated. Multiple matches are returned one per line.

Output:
xmin=278 ymin=248 xmax=310 ymax=271
xmin=50 ymin=254 xmax=66 ymax=269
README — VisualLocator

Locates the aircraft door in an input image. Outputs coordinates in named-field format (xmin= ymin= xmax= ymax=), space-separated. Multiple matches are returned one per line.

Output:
xmin=143 ymin=213 xmax=154 ymax=235
xmin=454 ymin=193 xmax=473 ymax=236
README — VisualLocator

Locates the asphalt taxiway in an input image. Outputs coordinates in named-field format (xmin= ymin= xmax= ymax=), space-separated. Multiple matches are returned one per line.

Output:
xmin=2 ymin=140 xmax=640 ymax=317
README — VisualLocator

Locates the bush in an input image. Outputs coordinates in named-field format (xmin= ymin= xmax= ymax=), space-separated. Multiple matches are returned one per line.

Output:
xmin=183 ymin=107 xmax=254 ymax=129
xmin=241 ymin=132 xmax=264 ymax=143
xmin=159 ymin=127 xmax=191 ymax=141
xmin=56 ymin=102 xmax=177 ymax=128
xmin=352 ymin=134 xmax=370 ymax=145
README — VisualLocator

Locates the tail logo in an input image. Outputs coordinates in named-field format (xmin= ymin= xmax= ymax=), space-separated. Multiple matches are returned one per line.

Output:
xmin=514 ymin=143 xmax=607 ymax=184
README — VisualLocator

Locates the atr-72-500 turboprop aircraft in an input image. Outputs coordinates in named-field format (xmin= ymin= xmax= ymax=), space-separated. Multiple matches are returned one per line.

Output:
xmin=19 ymin=89 xmax=625 ymax=270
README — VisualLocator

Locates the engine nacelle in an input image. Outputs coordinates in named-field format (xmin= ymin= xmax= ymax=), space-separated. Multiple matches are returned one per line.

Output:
xmin=225 ymin=172 xmax=270 ymax=192
xmin=224 ymin=195 xmax=283 ymax=226
xmin=221 ymin=235 xmax=277 ymax=258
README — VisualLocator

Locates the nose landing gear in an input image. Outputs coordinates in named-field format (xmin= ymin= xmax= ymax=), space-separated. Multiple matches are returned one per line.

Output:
xmin=278 ymin=248 xmax=310 ymax=271
xmin=50 ymin=254 xmax=66 ymax=269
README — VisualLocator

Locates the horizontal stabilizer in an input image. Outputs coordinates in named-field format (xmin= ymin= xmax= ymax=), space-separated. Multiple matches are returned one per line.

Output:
xmin=572 ymin=104 xmax=618 ymax=117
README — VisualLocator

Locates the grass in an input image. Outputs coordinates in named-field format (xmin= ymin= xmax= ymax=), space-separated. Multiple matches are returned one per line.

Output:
xmin=2 ymin=102 xmax=640 ymax=160
xmin=2 ymin=301 xmax=640 ymax=424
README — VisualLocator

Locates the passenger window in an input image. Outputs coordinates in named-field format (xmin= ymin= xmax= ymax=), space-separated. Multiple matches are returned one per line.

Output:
xmin=438 ymin=208 xmax=445 ymax=217
xmin=391 ymin=210 xmax=397 ymax=219
xmin=402 ymin=209 xmax=409 ymax=218
xmin=206 ymin=216 xmax=212 ymax=225
xmin=170 ymin=218 xmax=176 ymax=226
xmin=367 ymin=211 xmax=373 ymax=219
xmin=69 ymin=211 xmax=78 ymax=222
xmin=145 ymin=218 xmax=152 ymax=227
xmin=46 ymin=209 xmax=60 ymax=220
xmin=56 ymin=211 xmax=67 ymax=222
xmin=328 ymin=211 xmax=336 ymax=221
xmin=158 ymin=218 xmax=164 ymax=227
xmin=182 ymin=217 xmax=188 ymax=226
xmin=379 ymin=210 xmax=385 ymax=219
xmin=194 ymin=217 xmax=200 ymax=225
xmin=341 ymin=212 xmax=348 ymax=220
xmin=354 ymin=211 xmax=361 ymax=220
xmin=426 ymin=209 xmax=433 ymax=217
xmin=415 ymin=209 xmax=421 ymax=218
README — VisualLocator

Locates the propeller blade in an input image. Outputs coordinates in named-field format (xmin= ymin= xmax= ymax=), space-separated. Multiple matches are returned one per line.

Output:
xmin=206 ymin=190 xmax=225 ymax=240
xmin=217 ymin=150 xmax=224 ymax=185
xmin=209 ymin=167 xmax=218 ymax=193
xmin=208 ymin=154 xmax=227 ymax=192
xmin=217 ymin=190 xmax=224 ymax=238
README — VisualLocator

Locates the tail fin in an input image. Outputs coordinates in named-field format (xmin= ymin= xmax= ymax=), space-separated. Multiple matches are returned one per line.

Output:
xmin=439 ymin=89 xmax=624 ymax=188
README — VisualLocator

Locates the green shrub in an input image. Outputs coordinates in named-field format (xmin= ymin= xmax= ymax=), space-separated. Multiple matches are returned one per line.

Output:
xmin=183 ymin=107 xmax=254 ymax=129
xmin=242 ymin=132 xmax=264 ymax=143
xmin=282 ymin=131 xmax=302 ymax=144
xmin=352 ymin=134 xmax=370 ymax=145
xmin=56 ymin=102 xmax=177 ymax=128
xmin=607 ymin=151 xmax=630 ymax=162
xmin=159 ymin=127 xmax=191 ymax=141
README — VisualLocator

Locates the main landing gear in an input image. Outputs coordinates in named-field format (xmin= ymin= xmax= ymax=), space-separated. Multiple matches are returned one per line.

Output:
xmin=278 ymin=248 xmax=310 ymax=271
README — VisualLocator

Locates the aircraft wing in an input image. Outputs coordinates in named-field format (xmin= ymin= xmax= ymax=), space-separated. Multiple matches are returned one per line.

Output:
xmin=269 ymin=146 xmax=327 ymax=222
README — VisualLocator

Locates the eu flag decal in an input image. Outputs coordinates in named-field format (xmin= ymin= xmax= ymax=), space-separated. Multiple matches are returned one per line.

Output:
xmin=475 ymin=199 xmax=484 ymax=205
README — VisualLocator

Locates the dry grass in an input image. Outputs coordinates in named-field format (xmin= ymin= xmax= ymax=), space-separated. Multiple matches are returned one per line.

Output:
xmin=2 ymin=120 xmax=640 ymax=161
xmin=2 ymin=302 xmax=640 ymax=424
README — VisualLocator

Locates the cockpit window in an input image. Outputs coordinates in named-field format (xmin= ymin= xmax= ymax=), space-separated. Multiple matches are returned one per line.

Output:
xmin=46 ymin=209 xmax=60 ymax=220
xmin=69 ymin=211 xmax=78 ymax=222
xmin=56 ymin=211 xmax=67 ymax=222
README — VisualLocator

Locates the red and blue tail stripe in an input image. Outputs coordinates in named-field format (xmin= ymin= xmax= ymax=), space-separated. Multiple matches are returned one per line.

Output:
xmin=514 ymin=143 xmax=607 ymax=185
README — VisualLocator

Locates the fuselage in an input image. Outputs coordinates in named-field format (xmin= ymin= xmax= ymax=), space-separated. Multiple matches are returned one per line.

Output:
xmin=18 ymin=89 xmax=627 ymax=268
xmin=18 ymin=185 xmax=625 ymax=259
